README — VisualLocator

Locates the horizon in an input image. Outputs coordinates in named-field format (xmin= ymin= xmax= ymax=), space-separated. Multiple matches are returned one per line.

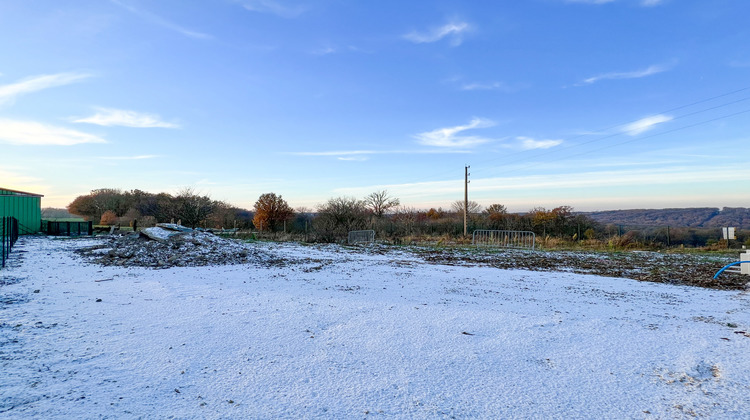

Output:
xmin=37 ymin=189 xmax=747 ymax=216
xmin=2 ymin=1 xmax=749 ymax=212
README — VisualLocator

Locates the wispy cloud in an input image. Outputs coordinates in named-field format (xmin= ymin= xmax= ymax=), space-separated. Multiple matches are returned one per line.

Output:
xmin=414 ymin=118 xmax=496 ymax=148
xmin=0 ymin=119 xmax=106 ymax=146
xmin=195 ymin=179 xmax=218 ymax=186
xmin=309 ymin=45 xmax=368 ymax=56
xmin=565 ymin=0 xmax=616 ymax=4
xmin=728 ymin=60 xmax=750 ymax=68
xmin=403 ymin=21 xmax=471 ymax=46
xmin=0 ymin=73 xmax=90 ymax=105
xmin=72 ymin=107 xmax=179 ymax=128
xmin=292 ymin=150 xmax=375 ymax=161
xmin=566 ymin=0 xmax=665 ymax=6
xmin=337 ymin=156 xmax=369 ymax=162
xmin=240 ymin=0 xmax=307 ymax=18
xmin=111 ymin=0 xmax=212 ymax=39
xmin=291 ymin=149 xmax=472 ymax=158
xmin=0 ymin=168 xmax=42 ymax=185
xmin=295 ymin=150 xmax=377 ymax=157
xmin=98 ymin=155 xmax=158 ymax=160
xmin=333 ymin=164 xmax=749 ymax=203
xmin=461 ymin=81 xmax=515 ymax=92
xmin=579 ymin=64 xmax=668 ymax=85
xmin=310 ymin=46 xmax=337 ymax=56
xmin=622 ymin=114 xmax=673 ymax=136
xmin=516 ymin=136 xmax=564 ymax=150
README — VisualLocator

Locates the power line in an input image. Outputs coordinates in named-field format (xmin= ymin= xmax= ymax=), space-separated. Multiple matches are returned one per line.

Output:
xmin=472 ymin=91 xmax=750 ymax=174
xmin=486 ymin=107 xmax=750 ymax=178
xmin=400 ymin=85 xmax=750 ymax=191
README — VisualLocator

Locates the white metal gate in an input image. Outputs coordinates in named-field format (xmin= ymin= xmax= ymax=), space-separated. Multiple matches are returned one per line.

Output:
xmin=348 ymin=230 xmax=375 ymax=245
xmin=472 ymin=230 xmax=536 ymax=250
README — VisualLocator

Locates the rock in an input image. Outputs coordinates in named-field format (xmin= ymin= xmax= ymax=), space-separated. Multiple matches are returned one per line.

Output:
xmin=140 ymin=227 xmax=182 ymax=242
xmin=156 ymin=223 xmax=193 ymax=232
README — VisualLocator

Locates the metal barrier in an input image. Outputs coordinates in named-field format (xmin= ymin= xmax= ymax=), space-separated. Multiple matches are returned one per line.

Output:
xmin=42 ymin=220 xmax=93 ymax=236
xmin=348 ymin=230 xmax=375 ymax=245
xmin=472 ymin=229 xmax=536 ymax=250
xmin=1 ymin=216 xmax=19 ymax=268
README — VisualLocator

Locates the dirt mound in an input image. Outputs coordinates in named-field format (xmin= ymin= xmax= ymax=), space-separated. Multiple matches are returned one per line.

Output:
xmin=77 ymin=225 xmax=276 ymax=268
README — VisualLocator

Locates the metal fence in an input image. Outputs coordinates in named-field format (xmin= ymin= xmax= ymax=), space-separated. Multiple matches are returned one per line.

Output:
xmin=1 ymin=216 xmax=19 ymax=268
xmin=42 ymin=220 xmax=93 ymax=236
xmin=348 ymin=230 xmax=375 ymax=245
xmin=472 ymin=229 xmax=536 ymax=250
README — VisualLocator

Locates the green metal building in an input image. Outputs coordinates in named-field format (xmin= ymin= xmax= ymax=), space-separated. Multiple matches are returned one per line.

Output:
xmin=0 ymin=187 xmax=43 ymax=234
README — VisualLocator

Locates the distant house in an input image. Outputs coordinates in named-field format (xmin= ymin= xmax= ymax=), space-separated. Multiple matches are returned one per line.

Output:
xmin=0 ymin=187 xmax=43 ymax=234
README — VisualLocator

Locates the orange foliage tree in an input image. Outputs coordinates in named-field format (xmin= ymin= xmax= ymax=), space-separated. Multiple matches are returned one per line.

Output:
xmin=99 ymin=210 xmax=118 ymax=226
xmin=252 ymin=193 xmax=293 ymax=231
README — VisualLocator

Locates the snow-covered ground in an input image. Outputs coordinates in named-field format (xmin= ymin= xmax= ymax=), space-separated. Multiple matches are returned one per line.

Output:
xmin=2 ymin=236 xmax=749 ymax=419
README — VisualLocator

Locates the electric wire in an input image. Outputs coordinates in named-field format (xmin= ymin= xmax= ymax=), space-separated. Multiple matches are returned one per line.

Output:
xmin=486 ymin=107 xmax=750 ymax=178
xmin=403 ymin=85 xmax=750 ymax=185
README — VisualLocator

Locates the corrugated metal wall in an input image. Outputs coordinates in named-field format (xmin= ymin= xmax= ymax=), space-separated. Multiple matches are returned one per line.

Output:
xmin=0 ymin=188 xmax=42 ymax=234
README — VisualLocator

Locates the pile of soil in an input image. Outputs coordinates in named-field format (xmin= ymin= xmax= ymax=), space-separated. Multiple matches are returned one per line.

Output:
xmin=77 ymin=225 xmax=276 ymax=268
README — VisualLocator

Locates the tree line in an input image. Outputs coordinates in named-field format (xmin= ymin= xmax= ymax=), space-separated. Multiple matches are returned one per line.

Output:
xmin=67 ymin=188 xmax=253 ymax=229
xmin=66 ymin=188 xmax=605 ymax=243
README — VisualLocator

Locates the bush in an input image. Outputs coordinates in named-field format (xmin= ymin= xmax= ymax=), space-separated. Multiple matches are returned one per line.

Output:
xmin=99 ymin=210 xmax=118 ymax=226
xmin=313 ymin=197 xmax=369 ymax=243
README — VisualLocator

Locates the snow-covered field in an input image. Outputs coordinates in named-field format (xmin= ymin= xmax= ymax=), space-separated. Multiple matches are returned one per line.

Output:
xmin=2 ymin=236 xmax=750 ymax=419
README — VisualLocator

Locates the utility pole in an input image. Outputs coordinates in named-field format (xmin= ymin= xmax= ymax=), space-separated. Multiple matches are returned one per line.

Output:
xmin=464 ymin=165 xmax=470 ymax=236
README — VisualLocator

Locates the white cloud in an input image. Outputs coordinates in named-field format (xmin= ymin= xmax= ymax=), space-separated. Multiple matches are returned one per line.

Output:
xmin=73 ymin=108 xmax=179 ymax=128
xmin=333 ymin=164 xmax=749 ymax=203
xmin=241 ymin=0 xmax=307 ymax=18
xmin=461 ymin=81 xmax=513 ymax=92
xmin=517 ymin=136 xmax=564 ymax=150
xmin=294 ymin=150 xmax=376 ymax=157
xmin=580 ymin=64 xmax=668 ymax=85
xmin=622 ymin=114 xmax=673 ymax=136
xmin=309 ymin=45 xmax=368 ymax=56
xmin=195 ymin=179 xmax=218 ymax=186
xmin=414 ymin=118 xmax=495 ymax=148
xmin=337 ymin=156 xmax=369 ymax=162
xmin=98 ymin=155 xmax=158 ymax=160
xmin=111 ymin=0 xmax=212 ymax=39
xmin=404 ymin=21 xmax=471 ymax=46
xmin=292 ymin=149 xmax=473 ymax=158
xmin=310 ymin=46 xmax=337 ymax=56
xmin=0 ymin=119 xmax=106 ymax=146
xmin=565 ymin=0 xmax=616 ymax=4
xmin=566 ymin=0 xmax=665 ymax=7
xmin=0 ymin=73 xmax=90 ymax=105
xmin=0 ymin=168 xmax=42 ymax=186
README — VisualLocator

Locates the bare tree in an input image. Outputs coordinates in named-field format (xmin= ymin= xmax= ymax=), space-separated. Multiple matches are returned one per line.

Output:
xmin=364 ymin=190 xmax=400 ymax=217
xmin=451 ymin=200 xmax=482 ymax=215
xmin=484 ymin=203 xmax=508 ymax=221
xmin=314 ymin=197 xmax=369 ymax=242
xmin=173 ymin=188 xmax=215 ymax=228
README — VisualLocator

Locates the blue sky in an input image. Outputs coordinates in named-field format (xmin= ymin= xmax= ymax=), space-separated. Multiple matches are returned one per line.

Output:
xmin=1 ymin=0 xmax=748 ymax=212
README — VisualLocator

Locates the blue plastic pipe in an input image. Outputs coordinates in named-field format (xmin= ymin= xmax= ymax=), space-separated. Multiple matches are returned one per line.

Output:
xmin=713 ymin=261 xmax=750 ymax=279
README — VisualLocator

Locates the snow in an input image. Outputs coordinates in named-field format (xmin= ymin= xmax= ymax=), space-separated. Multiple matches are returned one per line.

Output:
xmin=2 ymin=236 xmax=750 ymax=418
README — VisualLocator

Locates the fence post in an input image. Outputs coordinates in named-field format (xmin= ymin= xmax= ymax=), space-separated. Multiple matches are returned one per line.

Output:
xmin=666 ymin=226 xmax=670 ymax=247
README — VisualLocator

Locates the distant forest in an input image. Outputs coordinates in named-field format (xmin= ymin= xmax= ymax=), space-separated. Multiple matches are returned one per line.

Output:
xmin=581 ymin=207 xmax=750 ymax=229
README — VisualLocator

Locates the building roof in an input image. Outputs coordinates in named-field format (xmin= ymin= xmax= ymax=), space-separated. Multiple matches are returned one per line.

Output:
xmin=0 ymin=187 xmax=44 ymax=197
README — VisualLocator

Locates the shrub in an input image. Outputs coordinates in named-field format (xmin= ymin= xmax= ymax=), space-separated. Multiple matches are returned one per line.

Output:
xmin=100 ymin=210 xmax=118 ymax=226
xmin=313 ymin=197 xmax=369 ymax=243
